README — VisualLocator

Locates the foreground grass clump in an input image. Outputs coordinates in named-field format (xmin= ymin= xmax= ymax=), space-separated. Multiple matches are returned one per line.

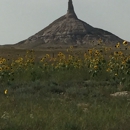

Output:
xmin=0 ymin=84 xmax=130 ymax=130
xmin=0 ymin=41 xmax=130 ymax=129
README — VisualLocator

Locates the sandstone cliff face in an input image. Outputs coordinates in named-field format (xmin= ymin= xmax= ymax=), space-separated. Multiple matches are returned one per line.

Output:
xmin=15 ymin=0 xmax=123 ymax=49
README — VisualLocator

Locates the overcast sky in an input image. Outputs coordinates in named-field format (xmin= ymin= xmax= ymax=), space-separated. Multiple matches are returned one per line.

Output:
xmin=0 ymin=0 xmax=130 ymax=45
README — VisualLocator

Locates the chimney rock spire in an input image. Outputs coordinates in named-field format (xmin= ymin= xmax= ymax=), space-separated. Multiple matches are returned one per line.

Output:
xmin=68 ymin=0 xmax=74 ymax=12
xmin=66 ymin=0 xmax=77 ymax=18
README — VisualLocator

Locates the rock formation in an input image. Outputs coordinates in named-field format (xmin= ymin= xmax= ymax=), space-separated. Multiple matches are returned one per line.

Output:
xmin=15 ymin=0 xmax=124 ymax=49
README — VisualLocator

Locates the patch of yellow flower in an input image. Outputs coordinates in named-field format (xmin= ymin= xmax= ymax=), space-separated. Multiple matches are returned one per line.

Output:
xmin=0 ymin=40 xmax=130 ymax=81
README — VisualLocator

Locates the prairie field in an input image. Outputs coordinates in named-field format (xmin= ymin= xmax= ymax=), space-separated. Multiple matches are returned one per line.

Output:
xmin=0 ymin=42 xmax=130 ymax=130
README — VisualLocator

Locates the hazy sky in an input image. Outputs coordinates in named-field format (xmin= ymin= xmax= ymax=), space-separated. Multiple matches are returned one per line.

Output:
xmin=0 ymin=0 xmax=130 ymax=45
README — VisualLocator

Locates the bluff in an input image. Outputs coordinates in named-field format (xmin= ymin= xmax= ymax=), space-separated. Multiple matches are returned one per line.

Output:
xmin=15 ymin=0 xmax=123 ymax=49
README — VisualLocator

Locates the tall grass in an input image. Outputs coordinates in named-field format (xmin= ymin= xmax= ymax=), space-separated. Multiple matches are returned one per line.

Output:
xmin=0 ymin=42 xmax=130 ymax=129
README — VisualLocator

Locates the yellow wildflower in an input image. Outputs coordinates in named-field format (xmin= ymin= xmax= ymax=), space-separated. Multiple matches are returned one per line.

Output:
xmin=123 ymin=41 xmax=128 ymax=46
xmin=88 ymin=49 xmax=92 ymax=54
xmin=106 ymin=68 xmax=111 ymax=72
xmin=118 ymin=51 xmax=123 ymax=56
xmin=94 ymin=65 xmax=98 ymax=69
xmin=46 ymin=54 xmax=50 ymax=58
xmin=4 ymin=89 xmax=8 ymax=95
xmin=115 ymin=73 xmax=118 ymax=76
xmin=115 ymin=43 xmax=120 ymax=48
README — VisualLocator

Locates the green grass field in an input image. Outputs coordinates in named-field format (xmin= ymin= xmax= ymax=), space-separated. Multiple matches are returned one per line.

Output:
xmin=0 ymin=45 xmax=130 ymax=130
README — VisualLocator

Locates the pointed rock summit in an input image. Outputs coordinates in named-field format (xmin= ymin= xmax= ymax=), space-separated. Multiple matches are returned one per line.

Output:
xmin=67 ymin=0 xmax=77 ymax=18
xmin=15 ymin=0 xmax=123 ymax=49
